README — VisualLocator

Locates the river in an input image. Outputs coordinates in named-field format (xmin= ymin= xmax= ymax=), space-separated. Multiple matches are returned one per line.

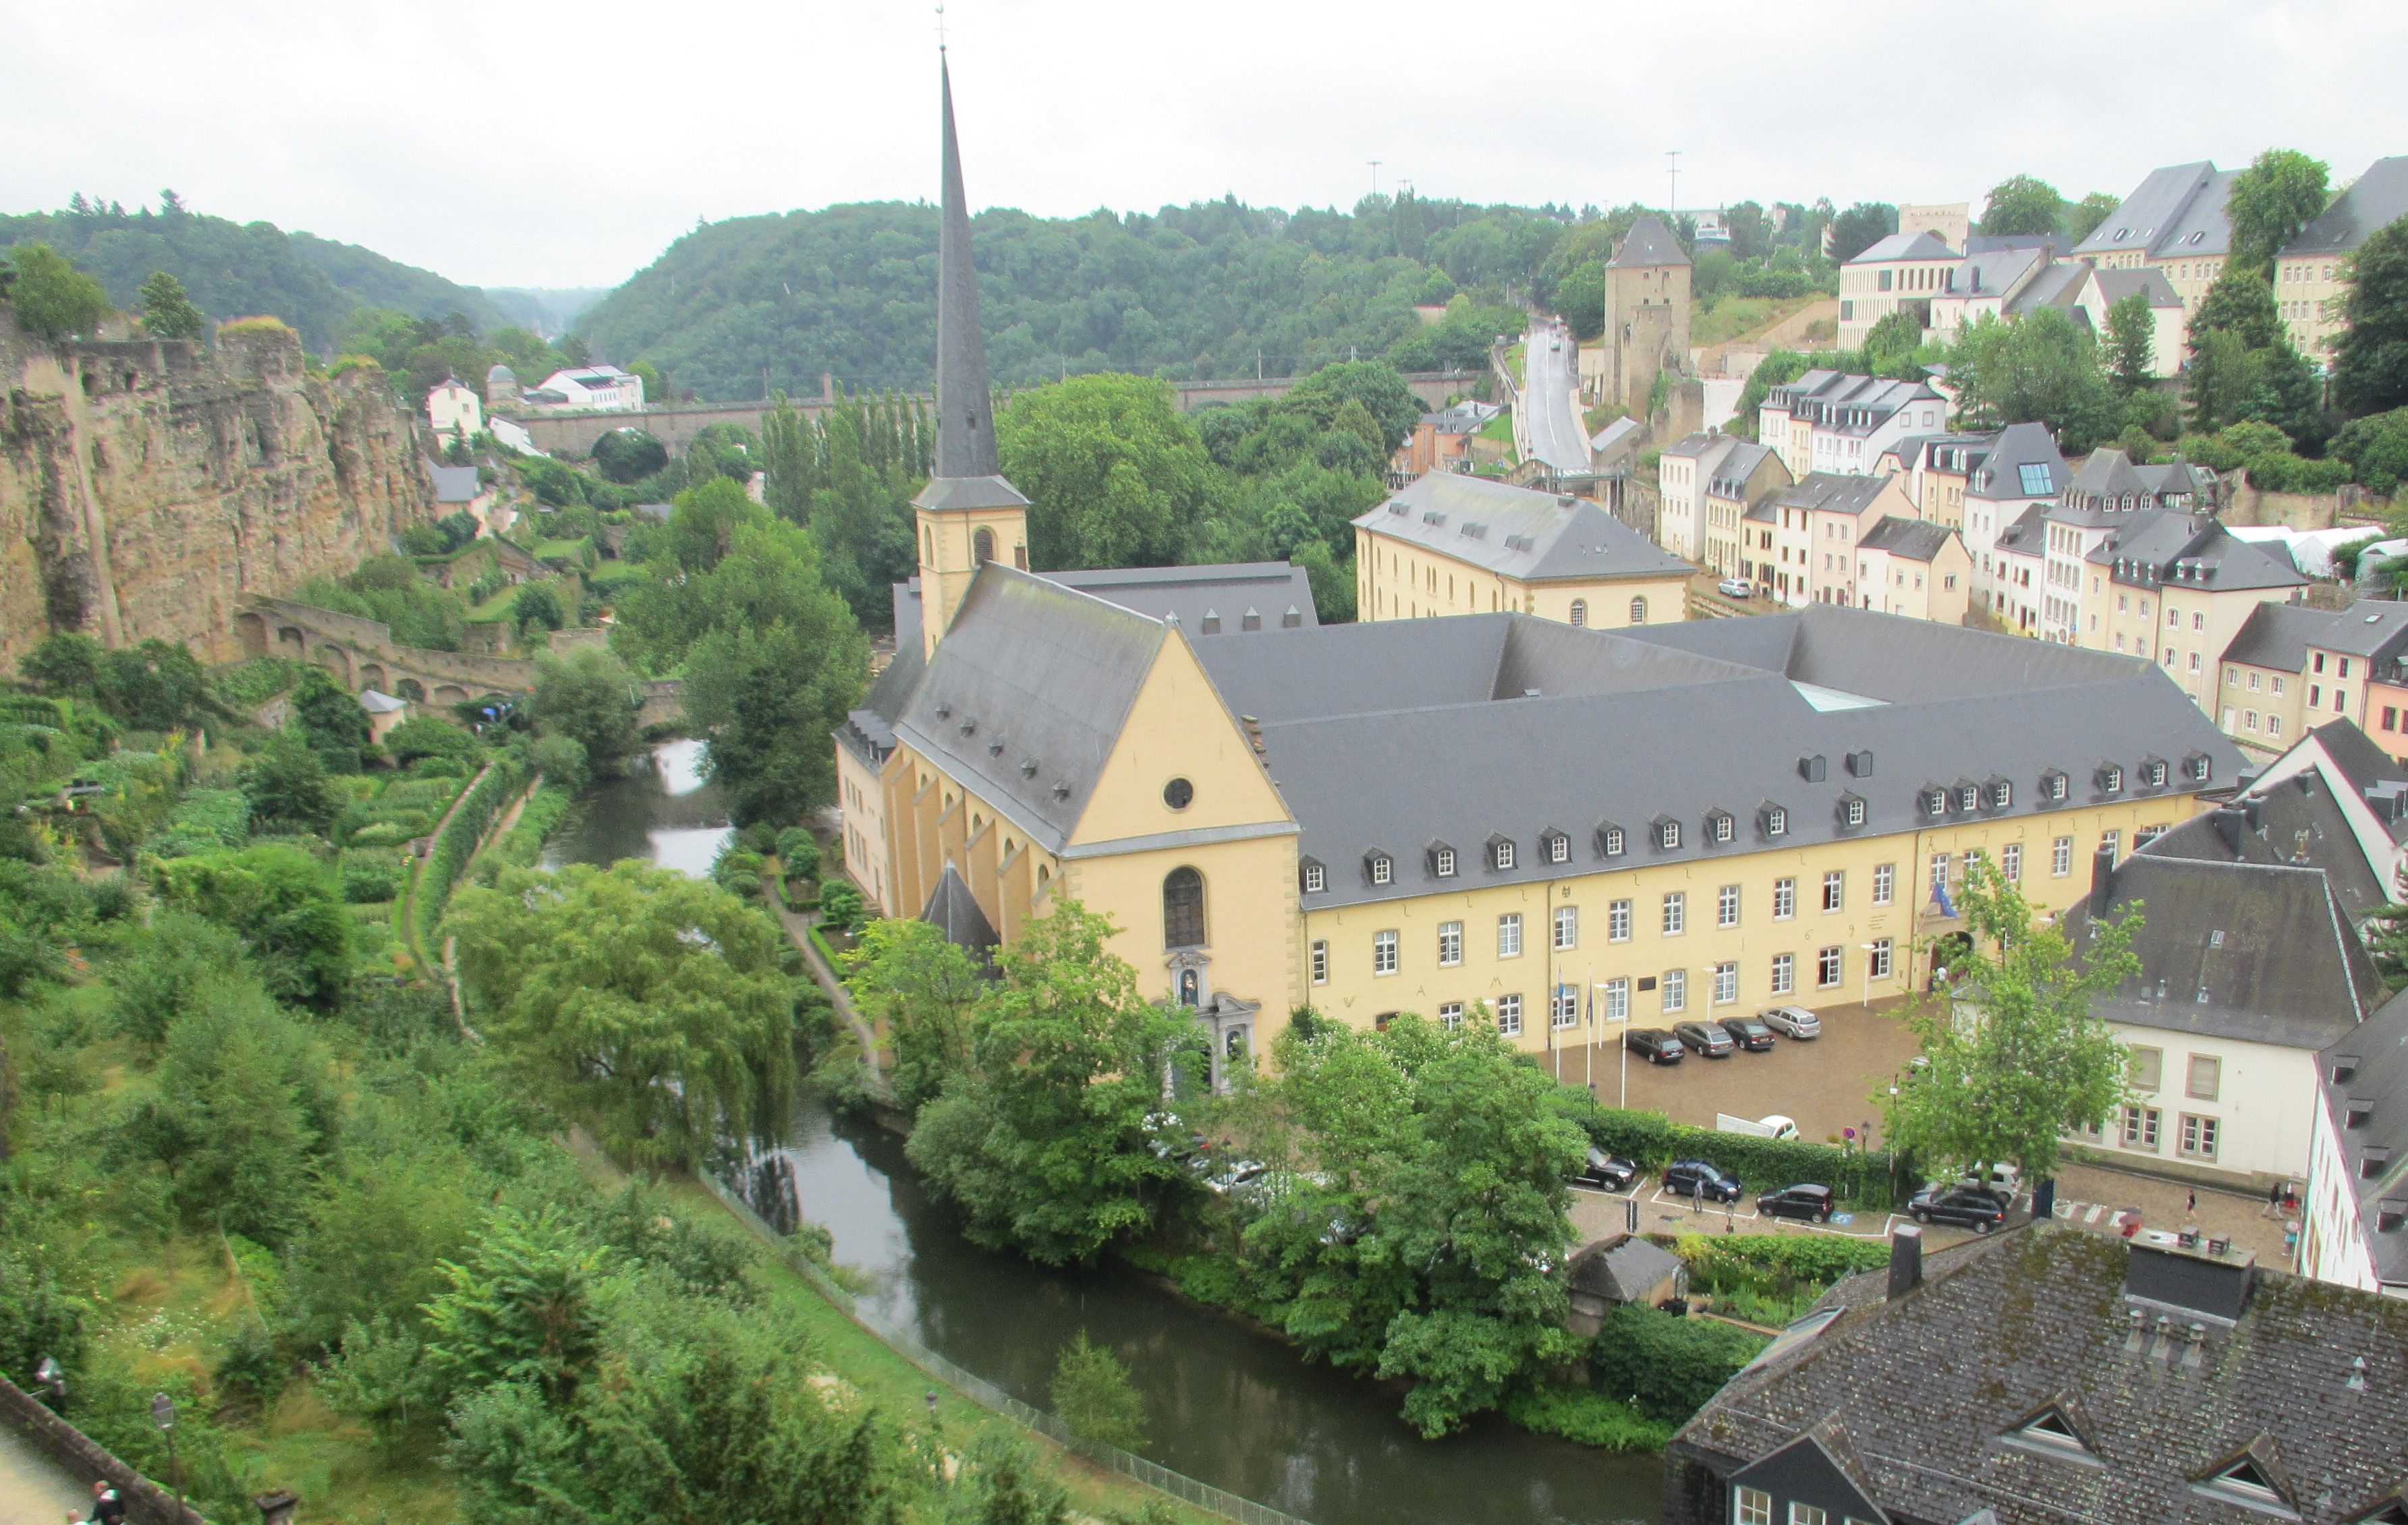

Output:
xmin=544 ymin=740 xmax=1664 ymax=1525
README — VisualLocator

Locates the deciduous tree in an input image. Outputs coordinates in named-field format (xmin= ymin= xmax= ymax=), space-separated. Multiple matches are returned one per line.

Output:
xmin=1826 ymin=203 xmax=1898 ymax=264
xmin=998 ymin=374 xmax=1225 ymax=571
xmin=2334 ymin=217 xmax=2408 ymax=418
xmin=531 ymin=645 xmax=642 ymax=777
xmin=843 ymin=917 xmax=982 ymax=1116
xmin=2105 ymin=289 xmax=2158 ymax=393
xmin=1979 ymin=175 xmax=2064 ymax=238
xmin=5 ymin=243 xmax=111 ymax=339
xmin=137 ymin=270 xmax=208 ymax=341
xmin=2227 ymin=148 xmax=2330 ymax=277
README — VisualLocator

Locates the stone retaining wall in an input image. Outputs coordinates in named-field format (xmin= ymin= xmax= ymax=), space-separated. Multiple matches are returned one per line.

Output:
xmin=0 ymin=1374 xmax=211 ymax=1525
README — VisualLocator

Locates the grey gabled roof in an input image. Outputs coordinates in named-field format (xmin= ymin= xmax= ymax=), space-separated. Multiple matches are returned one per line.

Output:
xmin=1967 ymin=422 xmax=2069 ymax=502
xmin=1856 ymin=516 xmax=1955 ymax=563
xmin=2088 ymin=510 xmax=2306 ymax=594
xmin=2298 ymin=601 xmax=2408 ymax=662
xmin=1569 ymin=1234 xmax=1685 ymax=1302
xmin=1947 ymin=246 xmax=2047 ymax=299
xmin=1848 ymin=230 xmax=1958 ymax=264
xmin=1354 ymin=471 xmax=1690 ymax=584
xmin=2310 ymin=717 xmax=2408 ymax=801
xmin=1774 ymin=472 xmax=1893 ymax=517
xmin=2320 ymin=989 xmax=2408 ymax=1289
xmin=1705 ymin=440 xmax=1778 ymax=498
xmin=1609 ymin=213 xmax=1690 ymax=268
xmin=2223 ymin=600 xmax=2355 ymax=670
xmin=1196 ymin=604 xmax=2237 ymax=912
xmin=889 ymin=562 xmax=1316 ymax=654
xmin=2064 ymin=837 xmax=2376 ymax=1049
xmin=1680 ymin=1226 xmax=2408 ymax=1525
xmin=2285 ymin=156 xmax=2408 ymax=258
xmin=1590 ymin=415 xmax=1644 ymax=455
xmin=2156 ymin=167 xmax=2240 ymax=258
xmin=1662 ymin=430 xmax=1736 ymax=459
xmin=2144 ymin=778 xmax=2389 ymax=920
xmin=2074 ymin=161 xmax=2225 ymax=258
xmin=2091 ymin=266 xmax=2183 ymax=309
xmin=426 ymin=462 xmax=483 ymax=503
xmin=1994 ymin=502 xmax=2049 ymax=556
xmin=2004 ymin=261 xmax=2089 ymax=316
xmin=891 ymin=566 xmax=1169 ymax=853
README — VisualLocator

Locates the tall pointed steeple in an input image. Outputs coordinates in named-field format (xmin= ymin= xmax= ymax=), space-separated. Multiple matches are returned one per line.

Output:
xmin=914 ymin=57 xmax=1029 ymax=658
xmin=932 ymin=59 xmax=1001 ymax=479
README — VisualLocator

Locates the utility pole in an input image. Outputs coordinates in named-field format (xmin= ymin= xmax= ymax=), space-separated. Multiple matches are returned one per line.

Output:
xmin=1368 ymin=160 xmax=1382 ymax=200
xmin=1667 ymin=150 xmax=1681 ymax=214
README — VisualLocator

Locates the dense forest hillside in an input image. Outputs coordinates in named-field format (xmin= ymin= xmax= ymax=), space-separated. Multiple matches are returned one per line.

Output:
xmin=573 ymin=193 xmax=1555 ymax=399
xmin=0 ymin=196 xmax=505 ymax=349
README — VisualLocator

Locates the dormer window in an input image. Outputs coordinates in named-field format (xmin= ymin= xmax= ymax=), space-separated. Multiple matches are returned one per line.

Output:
xmin=1958 ymin=783 xmax=1979 ymax=813
xmin=1991 ymin=780 xmax=2013 ymax=809
xmin=1598 ymin=824 xmax=1626 ymax=857
xmin=2100 ymin=765 xmax=2125 ymax=794
xmin=2013 ymin=1407 xmax=2094 ymax=1457
xmin=1433 ymin=846 xmax=1457 ymax=877
xmin=1707 ymin=811 xmax=1735 ymax=844
xmin=1925 ymin=787 xmax=1949 ymax=816
xmin=1492 ymin=838 xmax=1516 ymax=871
xmin=2043 ymin=770 xmax=2069 ymax=802
xmin=1764 ymin=806 xmax=1788 ymax=838
xmin=1301 ymin=860 xmax=1325 ymax=894
xmin=1841 ymin=794 xmax=1866 ymax=828
xmin=2185 ymin=752 xmax=2213 ymax=782
xmin=1368 ymin=853 xmax=1393 ymax=887
xmin=1544 ymin=832 xmax=1569 ymax=865
xmin=2198 ymin=1454 xmax=2291 ymax=1512
xmin=1656 ymin=818 xmax=1681 ymax=851
xmin=2145 ymin=759 xmax=2169 ymax=788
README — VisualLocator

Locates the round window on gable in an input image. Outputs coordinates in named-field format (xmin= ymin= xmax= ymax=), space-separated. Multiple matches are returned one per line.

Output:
xmin=1163 ymin=777 xmax=1195 ymax=811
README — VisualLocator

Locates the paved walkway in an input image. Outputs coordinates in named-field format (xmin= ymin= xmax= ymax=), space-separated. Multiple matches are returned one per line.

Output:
xmin=0 ymin=1424 xmax=87 ymax=1524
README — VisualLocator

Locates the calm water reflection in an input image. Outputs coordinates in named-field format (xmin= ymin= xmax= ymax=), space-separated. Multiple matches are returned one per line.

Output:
xmin=549 ymin=741 xmax=1664 ymax=1525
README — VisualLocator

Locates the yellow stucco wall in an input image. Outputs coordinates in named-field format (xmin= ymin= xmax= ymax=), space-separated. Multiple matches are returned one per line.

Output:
xmin=1355 ymin=525 xmax=1687 ymax=628
xmin=917 ymin=505 xmax=1030 ymax=656
xmin=837 ymin=743 xmax=896 ymax=915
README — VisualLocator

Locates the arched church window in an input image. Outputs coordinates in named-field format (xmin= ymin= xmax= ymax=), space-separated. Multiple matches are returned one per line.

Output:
xmin=1163 ymin=867 xmax=1205 ymax=950
xmin=974 ymin=527 xmax=994 ymax=567
xmin=1569 ymin=599 xmax=1588 ymax=627
xmin=1629 ymin=596 xmax=1648 ymax=625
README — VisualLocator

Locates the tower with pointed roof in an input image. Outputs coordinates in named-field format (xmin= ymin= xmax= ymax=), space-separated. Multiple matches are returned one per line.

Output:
xmin=914 ymin=59 xmax=1030 ymax=659
xmin=1594 ymin=212 xmax=1691 ymax=424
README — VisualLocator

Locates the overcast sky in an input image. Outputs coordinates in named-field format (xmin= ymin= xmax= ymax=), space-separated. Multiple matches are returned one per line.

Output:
xmin=5 ymin=1 xmax=2404 ymax=291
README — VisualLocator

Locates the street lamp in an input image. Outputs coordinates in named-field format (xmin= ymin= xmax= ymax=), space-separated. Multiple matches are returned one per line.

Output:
xmin=150 ymin=1393 xmax=182 ymax=1520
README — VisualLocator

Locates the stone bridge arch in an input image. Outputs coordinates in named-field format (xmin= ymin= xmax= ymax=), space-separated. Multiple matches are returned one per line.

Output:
xmin=357 ymin=662 xmax=388 ymax=692
xmin=312 ymin=644 xmax=352 ymax=684
xmin=236 ymin=611 xmax=269 ymax=658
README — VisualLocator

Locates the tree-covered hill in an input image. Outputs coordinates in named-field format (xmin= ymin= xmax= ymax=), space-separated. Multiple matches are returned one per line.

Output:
xmin=0 ymin=195 xmax=505 ymax=350
xmin=572 ymin=193 xmax=1551 ymax=400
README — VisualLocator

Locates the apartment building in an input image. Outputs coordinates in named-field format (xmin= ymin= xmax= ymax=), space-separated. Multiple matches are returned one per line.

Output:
xmin=1755 ymin=371 xmax=1947 ymax=482
xmin=1699 ymin=440 xmax=1791 ymax=581
xmin=1354 ymin=471 xmax=1691 ymax=628
xmin=2219 ymin=600 xmax=2408 ymax=758
xmin=1770 ymin=472 xmax=1917 ymax=608
xmin=1837 ymin=230 xmax=1959 ymax=348
xmin=2071 ymin=266 xmax=2187 ymax=378
xmin=2074 ymin=161 xmax=2239 ymax=314
xmin=2092 ymin=509 xmax=2307 ymax=709
xmin=1657 ymin=432 xmax=1739 ymax=561
xmin=2276 ymin=154 xmax=2408 ymax=357
xmin=1961 ymin=424 xmax=2069 ymax=621
xmin=2037 ymin=449 xmax=2259 ymax=647
xmin=1851 ymin=518 xmax=1971 ymax=623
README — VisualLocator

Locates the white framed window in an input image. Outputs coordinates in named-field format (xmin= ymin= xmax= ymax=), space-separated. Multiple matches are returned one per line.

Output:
xmin=1992 ymin=780 xmax=2012 ymax=809
xmin=1735 ymin=1489 xmax=1772 ymax=1525
xmin=1497 ymin=913 xmax=1523 ymax=958
xmin=1547 ymin=834 xmax=1569 ymax=865
xmin=1374 ymin=930 xmax=1398 ymax=975
xmin=2002 ymin=842 xmax=2022 ymax=882
xmin=1822 ymin=870 xmax=1844 ymax=912
xmin=2122 ymin=1104 xmax=2161 ymax=1150
xmin=1662 ymin=969 xmax=1687 ymax=1013
xmin=1496 ymin=994 xmax=1522 ymax=1037
xmin=2103 ymin=766 xmax=2123 ymax=793
xmin=1311 ymin=940 xmax=1328 ymax=985
xmin=1845 ymin=796 xmax=1866 ymax=826
xmin=1494 ymin=839 xmax=1515 ymax=871
xmin=1602 ymin=826 xmax=1626 ymax=857
xmin=1817 ymin=946 xmax=1843 ymax=987
xmin=1790 ymin=1502 xmax=1827 ymax=1525
xmin=1438 ymin=1002 xmax=1463 ymax=1031
xmin=1773 ymin=877 xmax=1797 ymax=919
xmin=1434 ymin=847 xmax=1457 ymax=877
xmin=1370 ymin=855 xmax=1393 ymax=886
xmin=1868 ymin=938 xmax=1893 ymax=979
xmin=1603 ymin=978 xmax=1629 ymax=1023
xmin=1929 ymin=851 xmax=1950 ymax=896
xmin=1662 ymin=892 xmax=1687 ymax=935
xmin=1553 ymin=904 xmax=1578 ymax=950
xmin=1718 ymin=884 xmax=1740 ymax=927
xmin=1712 ymin=962 xmax=1737 ymax=1004
xmin=1608 ymin=898 xmax=1631 ymax=942
xmin=2052 ymin=836 xmax=2073 ymax=876
xmin=2129 ymin=1046 xmax=2162 ymax=1091
xmin=2179 ymin=1112 xmax=2220 ymax=1161
xmin=1304 ymin=863 xmax=1325 ymax=894
xmin=1552 ymin=985 xmax=1579 ymax=1028
xmin=1770 ymin=952 xmax=1795 ymax=995
xmin=2102 ymin=828 xmax=2121 ymax=863
xmin=1766 ymin=807 xmax=1787 ymax=836
xmin=1711 ymin=813 xmax=1735 ymax=844
xmin=2045 ymin=772 xmax=2068 ymax=801
xmin=1959 ymin=783 xmax=1979 ymax=813
xmin=1872 ymin=863 xmax=1894 ymax=906
xmin=1438 ymin=921 xmax=1463 ymax=967
xmin=2187 ymin=1053 xmax=2221 ymax=1101
xmin=1659 ymin=819 xmax=1682 ymax=850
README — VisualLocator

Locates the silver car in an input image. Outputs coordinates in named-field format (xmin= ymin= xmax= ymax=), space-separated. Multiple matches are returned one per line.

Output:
xmin=1760 ymin=1004 xmax=1822 ymax=1039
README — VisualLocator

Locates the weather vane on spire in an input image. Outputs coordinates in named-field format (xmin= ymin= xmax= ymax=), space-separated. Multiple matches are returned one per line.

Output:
xmin=936 ymin=3 xmax=947 ymax=52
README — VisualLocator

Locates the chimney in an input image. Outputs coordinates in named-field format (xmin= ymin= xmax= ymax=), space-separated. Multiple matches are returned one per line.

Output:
xmin=1283 ymin=605 xmax=1303 ymax=629
xmin=1888 ymin=1223 xmax=1924 ymax=1299
xmin=2211 ymin=805 xmax=2246 ymax=854
xmin=2243 ymin=795 xmax=2263 ymax=831
xmin=1200 ymin=608 xmax=1221 ymax=635
xmin=2124 ymin=1239 xmax=2255 ymax=1323
xmin=1241 ymin=606 xmax=1262 ymax=633
xmin=2090 ymin=842 xmax=2117 ymax=919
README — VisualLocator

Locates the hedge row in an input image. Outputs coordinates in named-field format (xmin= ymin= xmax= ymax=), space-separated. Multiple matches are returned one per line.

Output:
xmin=1546 ymin=1088 xmax=1907 ymax=1209
xmin=413 ymin=758 xmax=522 ymax=946
xmin=1588 ymin=1303 xmax=1767 ymax=1424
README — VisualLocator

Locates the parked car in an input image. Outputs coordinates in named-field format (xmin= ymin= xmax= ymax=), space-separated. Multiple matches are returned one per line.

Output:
xmin=1716 ymin=1016 xmax=1777 ymax=1052
xmin=1664 ymin=1159 xmax=1743 ymax=1203
xmin=1625 ymin=1027 xmax=1685 ymax=1064
xmin=1674 ymin=1020 xmax=1737 ymax=1058
xmin=1576 ymin=1147 xmax=1639 ymax=1192
xmin=1717 ymin=1112 xmax=1800 ymax=1141
xmin=1909 ymin=1184 xmax=2011 ymax=1232
xmin=1955 ymin=1162 xmax=2023 ymax=1202
xmin=1198 ymin=1155 xmax=1267 ymax=1197
xmin=1760 ymin=1005 xmax=1823 ymax=1039
xmin=1716 ymin=577 xmax=1754 ymax=600
xmin=1756 ymin=1183 xmax=1835 ymax=1223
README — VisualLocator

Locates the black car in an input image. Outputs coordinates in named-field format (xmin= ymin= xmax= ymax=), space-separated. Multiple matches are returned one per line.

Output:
xmin=1716 ymin=1016 xmax=1777 ymax=1052
xmin=1909 ymin=1184 xmax=2011 ymax=1232
xmin=1575 ymin=1147 xmax=1639 ymax=1192
xmin=1756 ymin=1183 xmax=1835 ymax=1223
xmin=1663 ymin=1159 xmax=1743 ymax=1203
xmin=1673 ymin=1020 xmax=1736 ymax=1058
xmin=1625 ymin=1028 xmax=1685 ymax=1064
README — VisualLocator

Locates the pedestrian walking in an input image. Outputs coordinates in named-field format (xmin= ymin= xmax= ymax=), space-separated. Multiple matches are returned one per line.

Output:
xmin=90 ymin=1480 xmax=126 ymax=1525
xmin=2185 ymin=1188 xmax=2197 ymax=1217
xmin=2266 ymin=1179 xmax=2283 ymax=1219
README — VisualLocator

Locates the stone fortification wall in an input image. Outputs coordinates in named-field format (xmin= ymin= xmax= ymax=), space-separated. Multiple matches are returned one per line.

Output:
xmin=0 ymin=310 xmax=434 ymax=675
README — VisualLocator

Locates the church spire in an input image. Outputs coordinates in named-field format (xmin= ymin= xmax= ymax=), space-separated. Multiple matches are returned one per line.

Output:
xmin=932 ymin=59 xmax=1001 ymax=480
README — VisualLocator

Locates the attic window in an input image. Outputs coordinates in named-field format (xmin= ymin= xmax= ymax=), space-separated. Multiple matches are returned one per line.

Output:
xmin=1423 ymin=510 xmax=1447 ymax=525
xmin=1301 ymin=861 xmax=1325 ymax=894
xmin=1492 ymin=839 xmax=1517 ymax=871
xmin=2146 ymin=759 xmax=2169 ymax=788
xmin=1656 ymin=819 xmax=1681 ymax=851
xmin=1368 ymin=853 xmax=1393 ymax=886
xmin=1545 ymin=832 xmax=1569 ymax=865
xmin=1925 ymin=787 xmax=1949 ymax=816
xmin=2019 ymin=462 xmax=2053 ymax=495
xmin=1598 ymin=824 xmax=1626 ymax=857
xmin=1020 ymin=760 xmax=1039 ymax=779
xmin=2200 ymin=1457 xmax=2289 ymax=1510
xmin=2100 ymin=766 xmax=2125 ymax=794
xmin=2347 ymin=1097 xmax=2374 ymax=1129
xmin=2016 ymin=1408 xmax=2092 ymax=1455
xmin=1992 ymin=780 xmax=2013 ymax=809
xmin=1959 ymin=784 xmax=1980 ymax=813
xmin=2187 ymin=753 xmax=2213 ymax=782
xmin=1434 ymin=846 xmax=1457 ymax=877
xmin=1765 ymin=806 xmax=1788 ymax=837
xmin=2044 ymin=770 xmax=2069 ymax=801
xmin=1707 ymin=811 xmax=1735 ymax=844
xmin=1842 ymin=795 xmax=1866 ymax=828
xmin=2364 ymin=1147 xmax=2392 ymax=1180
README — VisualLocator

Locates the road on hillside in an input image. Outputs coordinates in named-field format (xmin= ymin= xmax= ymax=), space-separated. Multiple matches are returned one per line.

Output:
xmin=1521 ymin=318 xmax=1591 ymax=474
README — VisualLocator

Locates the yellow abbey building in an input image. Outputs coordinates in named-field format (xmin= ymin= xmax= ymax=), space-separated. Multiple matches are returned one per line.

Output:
xmin=833 ymin=64 xmax=2243 ymax=1087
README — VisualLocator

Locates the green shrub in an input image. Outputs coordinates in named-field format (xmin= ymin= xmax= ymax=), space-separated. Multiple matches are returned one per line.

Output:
xmin=210 ymin=656 xmax=303 ymax=711
xmin=1588 ymin=1304 xmax=1767 ymax=1425
xmin=776 ymin=827 xmax=822 ymax=881
xmin=1545 ymin=1087 xmax=1902 ymax=1208
xmin=818 ymin=879 xmax=864 ymax=933
xmin=1503 ymin=1383 xmax=1673 ymax=1451
xmin=340 ymin=851 xmax=403 ymax=904
xmin=413 ymin=759 xmax=522 ymax=946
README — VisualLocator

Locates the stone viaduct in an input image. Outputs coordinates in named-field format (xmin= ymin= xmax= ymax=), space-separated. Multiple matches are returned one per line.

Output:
xmin=242 ymin=596 xmax=682 ymax=725
xmin=510 ymin=370 xmax=1484 ymax=459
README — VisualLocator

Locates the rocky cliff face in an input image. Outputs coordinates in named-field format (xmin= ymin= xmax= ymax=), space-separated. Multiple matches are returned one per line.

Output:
xmin=0 ymin=313 xmax=433 ymax=673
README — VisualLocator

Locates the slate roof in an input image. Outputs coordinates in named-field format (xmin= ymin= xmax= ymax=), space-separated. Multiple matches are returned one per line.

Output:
xmin=2075 ymin=161 xmax=2229 ymax=259
xmin=1608 ymin=213 xmax=1690 ymax=268
xmin=1704 ymin=441 xmax=1779 ymax=498
xmin=2320 ymin=989 xmax=2408 ymax=1290
xmin=2063 ymin=835 xmax=2377 ymax=1049
xmin=1679 ymin=1226 xmax=2408 ymax=1525
xmin=922 ymin=861 xmax=1000 ymax=958
xmin=1354 ymin=472 xmax=1690 ymax=584
xmin=1569 ymin=1234 xmax=1685 ymax=1303
xmin=1774 ymin=473 xmax=1893 ymax=519
xmin=1855 ymin=516 xmax=1954 ymax=563
xmin=2088 ymin=511 xmax=2307 ymax=594
xmin=2302 ymin=601 xmax=2408 ymax=661
xmin=1966 ymin=422 xmax=2069 ymax=502
xmin=2004 ymin=260 xmax=2090 ymax=316
xmin=1189 ymin=604 xmax=2237 ymax=911
xmin=2223 ymin=601 xmax=2350 ymax=671
xmin=426 ymin=462 xmax=484 ymax=504
xmin=2285 ymin=156 xmax=2408 ymax=259
xmin=1994 ymin=502 xmax=2049 ymax=558
xmin=1946 ymin=245 xmax=2047 ymax=298
xmin=1662 ymin=431 xmax=1736 ymax=459
xmin=1590 ymin=415 xmax=1644 ymax=456
xmin=1847 ymin=230 xmax=1959 ymax=264
xmin=2311 ymin=717 xmax=2408 ymax=805
xmin=2157 ymin=169 xmax=2241 ymax=258
xmin=887 ymin=563 xmax=1317 ymax=668
xmin=2093 ymin=266 xmax=2184 ymax=308
xmin=2143 ymin=777 xmax=2389 ymax=921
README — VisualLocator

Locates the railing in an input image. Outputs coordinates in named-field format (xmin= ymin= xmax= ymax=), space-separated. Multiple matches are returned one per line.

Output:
xmin=695 ymin=1169 xmax=1316 ymax=1525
